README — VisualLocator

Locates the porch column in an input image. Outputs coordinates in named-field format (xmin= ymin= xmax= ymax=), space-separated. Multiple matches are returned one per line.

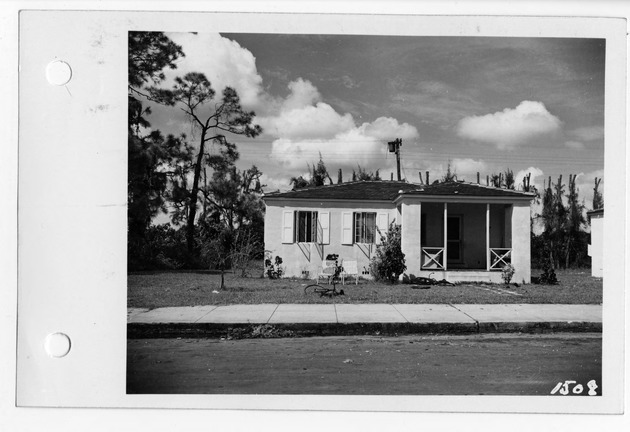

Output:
xmin=418 ymin=202 xmax=422 ymax=269
xmin=486 ymin=203 xmax=490 ymax=271
xmin=400 ymin=201 xmax=421 ymax=275
xmin=443 ymin=202 xmax=448 ymax=271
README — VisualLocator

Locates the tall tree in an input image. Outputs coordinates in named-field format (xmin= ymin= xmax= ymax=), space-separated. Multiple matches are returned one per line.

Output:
xmin=289 ymin=175 xmax=310 ymax=190
xmin=128 ymin=31 xmax=185 ymax=91
xmin=127 ymin=32 xmax=186 ymax=268
xmin=442 ymin=162 xmax=457 ymax=183
xmin=593 ymin=177 xmax=604 ymax=210
xmin=310 ymin=155 xmax=334 ymax=186
xmin=504 ymin=169 xmax=515 ymax=190
xmin=352 ymin=165 xmax=381 ymax=181
xmin=564 ymin=174 xmax=586 ymax=268
xmin=540 ymin=176 xmax=558 ymax=268
xmin=289 ymin=156 xmax=334 ymax=189
xmin=149 ymin=72 xmax=262 ymax=253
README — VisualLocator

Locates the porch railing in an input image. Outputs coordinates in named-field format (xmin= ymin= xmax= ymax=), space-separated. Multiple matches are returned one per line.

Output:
xmin=422 ymin=247 xmax=445 ymax=270
xmin=489 ymin=248 xmax=512 ymax=270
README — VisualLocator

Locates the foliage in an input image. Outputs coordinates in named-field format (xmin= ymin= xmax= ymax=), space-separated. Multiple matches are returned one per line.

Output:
xmin=489 ymin=173 xmax=502 ymax=188
xmin=127 ymin=224 xmax=194 ymax=271
xmin=264 ymin=254 xmax=284 ymax=279
xmin=229 ymin=229 xmax=263 ymax=277
xmin=127 ymin=130 xmax=192 ymax=242
xmin=289 ymin=175 xmax=310 ymax=190
xmin=592 ymin=177 xmax=604 ymax=210
xmin=441 ymin=162 xmax=457 ymax=182
xmin=128 ymin=32 xmax=187 ymax=269
xmin=501 ymin=264 xmax=515 ymax=285
xmin=539 ymin=256 xmax=559 ymax=285
xmin=290 ymin=155 xmax=334 ymax=189
xmin=148 ymin=72 xmax=263 ymax=253
xmin=352 ymin=165 xmax=381 ymax=181
xmin=128 ymin=31 xmax=185 ymax=90
xmin=564 ymin=174 xmax=587 ymax=268
xmin=537 ymin=174 xmax=589 ymax=270
xmin=503 ymin=169 xmax=515 ymax=190
xmin=369 ymin=223 xmax=407 ymax=283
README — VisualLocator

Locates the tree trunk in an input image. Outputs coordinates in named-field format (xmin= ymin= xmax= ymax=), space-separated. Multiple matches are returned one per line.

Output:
xmin=186 ymin=130 xmax=206 ymax=253
xmin=220 ymin=270 xmax=225 ymax=290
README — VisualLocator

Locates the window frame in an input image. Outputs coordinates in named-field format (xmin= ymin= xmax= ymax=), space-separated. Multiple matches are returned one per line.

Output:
xmin=294 ymin=210 xmax=319 ymax=243
xmin=353 ymin=211 xmax=377 ymax=244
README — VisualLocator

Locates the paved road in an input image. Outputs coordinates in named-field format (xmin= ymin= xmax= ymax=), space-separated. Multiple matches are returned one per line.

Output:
xmin=127 ymin=333 xmax=601 ymax=395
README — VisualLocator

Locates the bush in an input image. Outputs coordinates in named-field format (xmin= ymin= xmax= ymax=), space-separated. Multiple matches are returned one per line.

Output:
xmin=369 ymin=223 xmax=406 ymax=283
xmin=128 ymin=224 xmax=194 ymax=271
xmin=538 ymin=243 xmax=559 ymax=285
xmin=501 ymin=264 xmax=515 ymax=285
xmin=539 ymin=259 xmax=558 ymax=285
xmin=264 ymin=253 xmax=284 ymax=279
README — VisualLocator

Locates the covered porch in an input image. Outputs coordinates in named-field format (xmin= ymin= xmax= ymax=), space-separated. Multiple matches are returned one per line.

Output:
xmin=399 ymin=197 xmax=531 ymax=284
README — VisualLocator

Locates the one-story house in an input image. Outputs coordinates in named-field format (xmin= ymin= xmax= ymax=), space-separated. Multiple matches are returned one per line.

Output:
xmin=587 ymin=208 xmax=604 ymax=278
xmin=262 ymin=180 xmax=535 ymax=283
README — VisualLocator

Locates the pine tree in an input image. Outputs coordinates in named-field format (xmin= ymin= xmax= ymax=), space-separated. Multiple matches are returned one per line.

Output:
xmin=148 ymin=73 xmax=262 ymax=253
xmin=593 ymin=177 xmax=604 ymax=210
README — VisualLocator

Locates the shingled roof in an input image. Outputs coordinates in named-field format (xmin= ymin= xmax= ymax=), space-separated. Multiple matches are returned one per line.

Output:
xmin=263 ymin=180 xmax=534 ymax=201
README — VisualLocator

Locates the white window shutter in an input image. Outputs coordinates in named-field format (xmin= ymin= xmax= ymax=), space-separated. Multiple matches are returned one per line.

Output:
xmin=282 ymin=210 xmax=295 ymax=244
xmin=318 ymin=211 xmax=330 ymax=244
xmin=341 ymin=212 xmax=353 ymax=245
xmin=376 ymin=213 xmax=389 ymax=244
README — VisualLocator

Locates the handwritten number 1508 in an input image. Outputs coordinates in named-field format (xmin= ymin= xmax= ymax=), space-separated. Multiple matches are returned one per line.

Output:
xmin=551 ymin=380 xmax=598 ymax=395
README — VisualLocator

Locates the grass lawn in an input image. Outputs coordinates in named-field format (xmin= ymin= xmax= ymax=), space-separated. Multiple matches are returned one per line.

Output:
xmin=127 ymin=268 xmax=602 ymax=309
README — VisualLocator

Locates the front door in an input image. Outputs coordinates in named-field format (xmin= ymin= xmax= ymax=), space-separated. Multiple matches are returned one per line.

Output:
xmin=447 ymin=215 xmax=462 ymax=264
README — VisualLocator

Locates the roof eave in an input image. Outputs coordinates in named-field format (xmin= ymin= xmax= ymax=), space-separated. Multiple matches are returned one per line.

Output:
xmin=263 ymin=196 xmax=395 ymax=205
xmin=393 ymin=193 xmax=535 ymax=205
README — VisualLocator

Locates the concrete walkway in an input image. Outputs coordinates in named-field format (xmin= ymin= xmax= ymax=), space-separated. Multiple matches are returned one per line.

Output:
xmin=128 ymin=304 xmax=601 ymax=334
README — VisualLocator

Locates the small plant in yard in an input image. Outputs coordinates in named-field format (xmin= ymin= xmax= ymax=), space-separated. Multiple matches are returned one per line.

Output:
xmin=501 ymin=264 xmax=515 ymax=285
xmin=539 ymin=258 xmax=558 ymax=285
xmin=264 ymin=254 xmax=284 ymax=279
xmin=369 ymin=223 xmax=406 ymax=283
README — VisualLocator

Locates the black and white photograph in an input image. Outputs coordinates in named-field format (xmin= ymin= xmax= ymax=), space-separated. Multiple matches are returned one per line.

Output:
xmin=7 ymin=6 xmax=628 ymax=430
xmin=126 ymin=31 xmax=607 ymax=396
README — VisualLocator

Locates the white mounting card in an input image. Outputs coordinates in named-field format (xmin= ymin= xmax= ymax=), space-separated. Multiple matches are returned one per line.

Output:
xmin=16 ymin=10 xmax=625 ymax=413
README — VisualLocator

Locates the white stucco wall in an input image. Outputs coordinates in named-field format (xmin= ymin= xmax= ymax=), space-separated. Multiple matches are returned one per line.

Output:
xmin=588 ymin=214 xmax=604 ymax=278
xmin=264 ymin=199 xmax=396 ymax=278
xmin=510 ymin=202 xmax=531 ymax=283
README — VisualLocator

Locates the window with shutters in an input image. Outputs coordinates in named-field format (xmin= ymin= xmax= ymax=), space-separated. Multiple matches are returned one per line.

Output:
xmin=354 ymin=212 xmax=376 ymax=243
xmin=295 ymin=211 xmax=318 ymax=243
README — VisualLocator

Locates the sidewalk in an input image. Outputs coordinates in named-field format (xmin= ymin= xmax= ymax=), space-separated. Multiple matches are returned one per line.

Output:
xmin=128 ymin=304 xmax=602 ymax=337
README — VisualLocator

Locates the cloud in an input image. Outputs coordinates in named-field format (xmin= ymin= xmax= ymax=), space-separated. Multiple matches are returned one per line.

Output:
xmin=163 ymin=33 xmax=266 ymax=110
xmin=150 ymin=34 xmax=417 ymax=177
xmin=269 ymin=116 xmax=418 ymax=171
xmin=456 ymin=101 xmax=562 ymax=149
xmin=388 ymin=80 xmax=481 ymax=130
xmin=575 ymin=169 xmax=604 ymax=210
xmin=565 ymin=140 xmax=585 ymax=149
xmin=259 ymin=78 xmax=418 ymax=171
xmin=515 ymin=167 xmax=544 ymax=191
xmin=569 ymin=125 xmax=604 ymax=142
xmin=260 ymin=173 xmax=293 ymax=193
xmin=450 ymin=159 xmax=488 ymax=180
xmin=257 ymin=79 xmax=355 ymax=140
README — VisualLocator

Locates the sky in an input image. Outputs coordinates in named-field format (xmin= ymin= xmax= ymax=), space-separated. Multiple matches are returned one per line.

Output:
xmin=142 ymin=32 xmax=605 ymax=209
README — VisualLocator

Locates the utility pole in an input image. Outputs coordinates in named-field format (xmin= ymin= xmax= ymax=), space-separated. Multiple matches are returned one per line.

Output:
xmin=387 ymin=138 xmax=402 ymax=181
